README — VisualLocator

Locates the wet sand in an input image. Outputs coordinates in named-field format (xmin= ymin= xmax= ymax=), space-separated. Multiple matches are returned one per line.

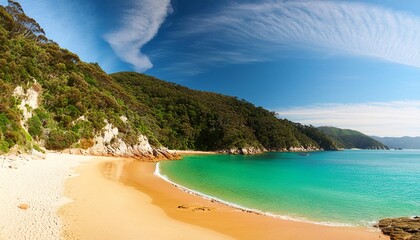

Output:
xmin=61 ymin=157 xmax=388 ymax=240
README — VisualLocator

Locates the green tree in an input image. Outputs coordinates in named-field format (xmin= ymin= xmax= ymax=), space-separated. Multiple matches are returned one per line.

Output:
xmin=28 ymin=115 xmax=41 ymax=139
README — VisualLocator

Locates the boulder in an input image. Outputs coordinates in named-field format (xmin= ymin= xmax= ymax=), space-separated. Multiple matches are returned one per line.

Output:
xmin=375 ymin=217 xmax=420 ymax=240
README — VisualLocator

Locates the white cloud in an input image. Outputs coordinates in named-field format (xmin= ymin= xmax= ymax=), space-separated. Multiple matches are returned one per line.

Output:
xmin=172 ymin=0 xmax=420 ymax=71
xmin=105 ymin=0 xmax=172 ymax=72
xmin=277 ymin=101 xmax=420 ymax=137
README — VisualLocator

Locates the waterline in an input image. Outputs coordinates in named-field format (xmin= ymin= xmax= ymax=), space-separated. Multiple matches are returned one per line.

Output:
xmin=157 ymin=151 xmax=420 ymax=226
xmin=155 ymin=162 xmax=355 ymax=227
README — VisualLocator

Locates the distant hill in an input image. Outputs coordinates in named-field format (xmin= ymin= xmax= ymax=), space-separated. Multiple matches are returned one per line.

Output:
xmin=371 ymin=136 xmax=420 ymax=149
xmin=318 ymin=127 xmax=389 ymax=150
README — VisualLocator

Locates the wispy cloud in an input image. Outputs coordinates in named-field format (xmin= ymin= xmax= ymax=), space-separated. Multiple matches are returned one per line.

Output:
xmin=277 ymin=101 xmax=420 ymax=137
xmin=160 ymin=0 xmax=420 ymax=75
xmin=105 ymin=0 xmax=172 ymax=72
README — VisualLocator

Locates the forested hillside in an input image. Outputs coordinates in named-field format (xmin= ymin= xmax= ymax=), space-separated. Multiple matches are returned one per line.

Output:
xmin=0 ymin=1 xmax=337 ymax=155
xmin=318 ymin=127 xmax=388 ymax=150
xmin=110 ymin=72 xmax=337 ymax=152
xmin=0 ymin=1 xmax=150 ymax=154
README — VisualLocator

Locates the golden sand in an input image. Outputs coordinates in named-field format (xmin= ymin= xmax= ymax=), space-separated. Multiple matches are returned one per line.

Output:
xmin=61 ymin=157 xmax=388 ymax=240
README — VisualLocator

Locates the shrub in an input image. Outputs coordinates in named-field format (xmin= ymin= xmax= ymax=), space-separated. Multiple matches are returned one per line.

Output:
xmin=28 ymin=115 xmax=42 ymax=139
xmin=0 ymin=132 xmax=9 ymax=153
xmin=80 ymin=138 xmax=94 ymax=149
xmin=45 ymin=129 xmax=78 ymax=150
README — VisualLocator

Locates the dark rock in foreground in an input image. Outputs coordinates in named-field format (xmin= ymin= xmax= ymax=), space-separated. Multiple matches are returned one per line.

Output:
xmin=375 ymin=217 xmax=420 ymax=240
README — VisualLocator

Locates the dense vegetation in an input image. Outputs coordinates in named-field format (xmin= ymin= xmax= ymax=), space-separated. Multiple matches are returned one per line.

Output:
xmin=318 ymin=127 xmax=388 ymax=150
xmin=0 ymin=1 xmax=145 ymax=152
xmin=0 ymin=1 xmax=338 ymax=154
xmin=109 ymin=72 xmax=338 ymax=151
xmin=293 ymin=123 xmax=337 ymax=151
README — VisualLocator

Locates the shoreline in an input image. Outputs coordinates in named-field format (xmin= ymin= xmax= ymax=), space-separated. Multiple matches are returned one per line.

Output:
xmin=109 ymin=158 xmax=386 ymax=239
xmin=0 ymin=152 xmax=389 ymax=239
xmin=155 ymin=162 xmax=355 ymax=227
xmin=60 ymin=157 xmax=230 ymax=240
xmin=167 ymin=149 xmax=217 ymax=155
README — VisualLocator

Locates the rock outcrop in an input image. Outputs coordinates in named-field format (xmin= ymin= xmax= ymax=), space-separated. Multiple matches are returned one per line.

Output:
xmin=287 ymin=146 xmax=318 ymax=152
xmin=13 ymin=83 xmax=40 ymax=129
xmin=71 ymin=122 xmax=180 ymax=161
xmin=218 ymin=147 xmax=265 ymax=155
xmin=218 ymin=145 xmax=320 ymax=155
xmin=375 ymin=217 xmax=420 ymax=240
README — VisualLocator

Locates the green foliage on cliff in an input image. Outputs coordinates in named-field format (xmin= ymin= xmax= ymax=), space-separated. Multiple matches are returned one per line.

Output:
xmin=318 ymin=126 xmax=389 ymax=150
xmin=0 ymin=1 xmax=337 ymax=153
xmin=0 ymin=2 xmax=145 ymax=151
xmin=27 ymin=115 xmax=41 ymax=139
xmin=293 ymin=124 xmax=337 ymax=150
xmin=110 ymin=72 xmax=337 ymax=151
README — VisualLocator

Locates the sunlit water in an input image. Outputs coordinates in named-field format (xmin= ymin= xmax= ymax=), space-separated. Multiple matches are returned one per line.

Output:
xmin=158 ymin=150 xmax=420 ymax=226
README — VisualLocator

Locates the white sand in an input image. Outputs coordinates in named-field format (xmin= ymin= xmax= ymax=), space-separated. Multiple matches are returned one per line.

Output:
xmin=0 ymin=153 xmax=92 ymax=240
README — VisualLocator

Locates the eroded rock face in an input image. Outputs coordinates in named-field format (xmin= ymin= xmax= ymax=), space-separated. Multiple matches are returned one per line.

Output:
xmin=86 ymin=122 xmax=178 ymax=160
xmin=375 ymin=217 xmax=420 ymax=240
xmin=13 ymin=84 xmax=40 ymax=129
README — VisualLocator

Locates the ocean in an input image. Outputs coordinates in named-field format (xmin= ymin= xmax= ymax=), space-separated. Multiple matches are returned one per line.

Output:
xmin=157 ymin=150 xmax=420 ymax=226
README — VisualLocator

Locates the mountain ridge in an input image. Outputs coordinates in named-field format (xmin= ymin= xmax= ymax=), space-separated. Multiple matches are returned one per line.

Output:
xmin=372 ymin=136 xmax=420 ymax=149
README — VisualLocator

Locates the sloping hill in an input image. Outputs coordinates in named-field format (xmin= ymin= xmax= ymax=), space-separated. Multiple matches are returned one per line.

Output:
xmin=0 ymin=2 xmax=161 ymax=157
xmin=0 ymin=1 xmax=337 ymax=155
xmin=110 ymin=72 xmax=337 ymax=152
xmin=372 ymin=136 xmax=420 ymax=149
xmin=318 ymin=127 xmax=388 ymax=150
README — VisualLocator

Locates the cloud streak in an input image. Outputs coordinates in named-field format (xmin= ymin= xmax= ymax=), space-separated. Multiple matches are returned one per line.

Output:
xmin=164 ymin=0 xmax=420 ymax=74
xmin=277 ymin=101 xmax=420 ymax=137
xmin=105 ymin=0 xmax=172 ymax=72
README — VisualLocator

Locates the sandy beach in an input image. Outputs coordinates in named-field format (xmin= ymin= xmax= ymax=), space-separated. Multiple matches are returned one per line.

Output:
xmin=0 ymin=153 xmax=92 ymax=240
xmin=60 ymin=157 xmax=231 ymax=240
xmin=0 ymin=153 xmax=388 ymax=239
xmin=61 ymin=156 xmax=388 ymax=240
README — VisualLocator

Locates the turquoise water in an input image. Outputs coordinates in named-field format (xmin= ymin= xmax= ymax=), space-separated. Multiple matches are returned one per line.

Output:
xmin=158 ymin=150 xmax=420 ymax=226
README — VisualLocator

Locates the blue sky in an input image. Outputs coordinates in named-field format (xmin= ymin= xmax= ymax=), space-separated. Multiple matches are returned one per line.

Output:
xmin=2 ymin=0 xmax=420 ymax=137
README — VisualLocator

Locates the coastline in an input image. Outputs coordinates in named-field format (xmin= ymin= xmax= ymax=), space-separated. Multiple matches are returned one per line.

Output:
xmin=0 ymin=152 xmax=388 ymax=239
xmin=155 ymin=162 xmax=353 ymax=227
xmin=60 ymin=156 xmax=231 ymax=240
xmin=168 ymin=149 xmax=217 ymax=155
xmin=98 ymin=157 xmax=386 ymax=240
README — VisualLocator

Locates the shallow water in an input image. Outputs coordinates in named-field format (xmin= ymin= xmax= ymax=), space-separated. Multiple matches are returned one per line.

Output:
xmin=159 ymin=150 xmax=420 ymax=226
